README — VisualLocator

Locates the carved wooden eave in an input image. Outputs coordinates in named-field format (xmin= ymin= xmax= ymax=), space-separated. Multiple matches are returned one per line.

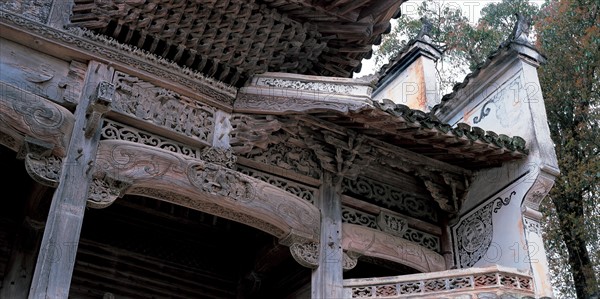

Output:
xmin=236 ymin=72 xmax=373 ymax=114
xmin=0 ymin=10 xmax=237 ymax=111
xmin=91 ymin=140 xmax=321 ymax=244
xmin=68 ymin=0 xmax=407 ymax=84
xmin=237 ymin=73 xmax=528 ymax=169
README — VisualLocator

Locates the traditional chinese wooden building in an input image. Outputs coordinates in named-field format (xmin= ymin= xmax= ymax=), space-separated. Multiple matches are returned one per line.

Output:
xmin=0 ymin=1 xmax=559 ymax=298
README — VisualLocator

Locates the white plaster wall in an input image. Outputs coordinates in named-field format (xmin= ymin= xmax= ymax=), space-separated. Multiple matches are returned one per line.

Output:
xmin=372 ymin=56 xmax=440 ymax=111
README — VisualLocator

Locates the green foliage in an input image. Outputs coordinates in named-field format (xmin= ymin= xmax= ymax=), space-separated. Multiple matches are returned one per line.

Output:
xmin=536 ymin=1 xmax=600 ymax=298
xmin=376 ymin=0 xmax=538 ymax=92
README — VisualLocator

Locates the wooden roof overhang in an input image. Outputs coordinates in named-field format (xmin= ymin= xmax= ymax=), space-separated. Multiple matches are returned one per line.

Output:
xmin=70 ymin=0 xmax=407 ymax=86
xmin=235 ymin=73 xmax=529 ymax=170
xmin=233 ymin=73 xmax=529 ymax=220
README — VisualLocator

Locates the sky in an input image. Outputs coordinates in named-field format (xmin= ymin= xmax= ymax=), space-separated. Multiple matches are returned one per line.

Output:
xmin=353 ymin=0 xmax=546 ymax=78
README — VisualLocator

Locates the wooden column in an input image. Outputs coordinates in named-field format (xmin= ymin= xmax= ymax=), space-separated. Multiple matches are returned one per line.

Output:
xmin=311 ymin=173 xmax=344 ymax=299
xmin=29 ymin=61 xmax=113 ymax=298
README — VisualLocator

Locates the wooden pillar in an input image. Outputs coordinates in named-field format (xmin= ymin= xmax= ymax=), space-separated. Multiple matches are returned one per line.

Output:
xmin=29 ymin=61 xmax=113 ymax=298
xmin=1 ymin=184 xmax=51 ymax=299
xmin=311 ymin=173 xmax=343 ymax=299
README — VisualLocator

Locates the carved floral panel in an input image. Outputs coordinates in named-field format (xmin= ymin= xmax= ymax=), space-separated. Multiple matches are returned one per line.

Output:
xmin=112 ymin=72 xmax=216 ymax=144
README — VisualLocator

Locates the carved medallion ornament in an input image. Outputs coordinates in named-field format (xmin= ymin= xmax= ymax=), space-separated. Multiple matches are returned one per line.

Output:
xmin=111 ymin=72 xmax=216 ymax=144
xmin=455 ymin=191 xmax=516 ymax=268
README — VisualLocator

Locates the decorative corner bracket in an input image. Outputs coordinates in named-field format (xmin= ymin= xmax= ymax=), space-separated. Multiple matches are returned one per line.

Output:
xmin=18 ymin=137 xmax=62 ymax=187
xmin=87 ymin=174 xmax=132 ymax=209
xmin=85 ymin=81 xmax=114 ymax=138
xmin=289 ymin=241 xmax=358 ymax=271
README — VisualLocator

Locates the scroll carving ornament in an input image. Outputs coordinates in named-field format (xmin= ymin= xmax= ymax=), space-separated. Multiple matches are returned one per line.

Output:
xmin=112 ymin=72 xmax=216 ymax=144
xmin=1 ymin=81 xmax=74 ymax=156
xmin=290 ymin=242 xmax=319 ymax=269
xmin=101 ymin=119 xmax=202 ymax=159
xmin=342 ymin=176 xmax=438 ymax=223
xmin=523 ymin=217 xmax=541 ymax=235
xmin=237 ymin=166 xmax=316 ymax=204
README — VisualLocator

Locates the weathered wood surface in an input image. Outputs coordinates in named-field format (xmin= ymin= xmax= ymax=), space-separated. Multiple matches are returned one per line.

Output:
xmin=311 ymin=174 xmax=344 ymax=299
xmin=0 ymin=38 xmax=85 ymax=107
xmin=29 ymin=61 xmax=113 ymax=298
xmin=92 ymin=139 xmax=321 ymax=243
xmin=342 ymin=224 xmax=446 ymax=273
xmin=0 ymin=81 xmax=75 ymax=157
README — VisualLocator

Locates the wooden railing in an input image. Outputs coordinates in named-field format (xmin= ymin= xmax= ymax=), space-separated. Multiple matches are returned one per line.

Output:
xmin=343 ymin=265 xmax=535 ymax=298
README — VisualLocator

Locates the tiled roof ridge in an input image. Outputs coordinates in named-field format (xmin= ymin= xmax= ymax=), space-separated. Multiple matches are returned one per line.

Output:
xmin=373 ymin=99 xmax=529 ymax=155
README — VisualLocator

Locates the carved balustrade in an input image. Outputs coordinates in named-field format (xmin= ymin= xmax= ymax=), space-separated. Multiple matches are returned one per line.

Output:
xmin=343 ymin=265 xmax=535 ymax=298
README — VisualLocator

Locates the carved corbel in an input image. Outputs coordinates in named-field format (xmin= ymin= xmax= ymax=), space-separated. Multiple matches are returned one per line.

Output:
xmin=289 ymin=242 xmax=358 ymax=270
xmin=18 ymin=137 xmax=62 ymax=187
xmin=85 ymin=81 xmax=114 ymax=138
xmin=523 ymin=164 xmax=559 ymax=211
xmin=290 ymin=242 xmax=319 ymax=269
xmin=87 ymin=174 xmax=132 ymax=208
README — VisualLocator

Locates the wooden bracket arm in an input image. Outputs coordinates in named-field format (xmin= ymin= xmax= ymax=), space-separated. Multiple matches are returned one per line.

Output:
xmin=85 ymin=81 xmax=114 ymax=138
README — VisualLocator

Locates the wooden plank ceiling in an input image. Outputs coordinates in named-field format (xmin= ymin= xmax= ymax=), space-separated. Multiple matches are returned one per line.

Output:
xmin=70 ymin=0 xmax=406 ymax=86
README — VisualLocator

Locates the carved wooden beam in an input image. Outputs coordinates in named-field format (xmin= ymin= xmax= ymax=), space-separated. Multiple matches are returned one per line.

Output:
xmin=93 ymin=139 xmax=321 ymax=243
xmin=342 ymin=224 xmax=446 ymax=273
xmin=0 ymin=81 xmax=75 ymax=156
